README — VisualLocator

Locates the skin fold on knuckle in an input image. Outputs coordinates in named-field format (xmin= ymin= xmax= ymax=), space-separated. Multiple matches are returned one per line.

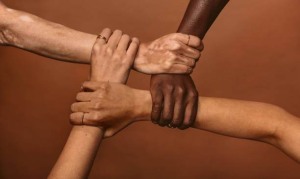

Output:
xmin=93 ymin=102 xmax=103 ymax=110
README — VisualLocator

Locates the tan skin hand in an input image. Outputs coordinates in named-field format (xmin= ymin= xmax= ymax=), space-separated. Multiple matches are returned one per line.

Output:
xmin=134 ymin=33 xmax=203 ymax=74
xmin=71 ymin=28 xmax=140 ymax=137
xmin=71 ymin=81 xmax=140 ymax=137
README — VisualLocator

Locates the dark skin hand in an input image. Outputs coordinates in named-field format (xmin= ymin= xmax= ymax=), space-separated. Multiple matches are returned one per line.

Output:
xmin=151 ymin=0 xmax=229 ymax=129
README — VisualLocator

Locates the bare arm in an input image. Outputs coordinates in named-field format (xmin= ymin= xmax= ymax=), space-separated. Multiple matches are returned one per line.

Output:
xmin=71 ymin=84 xmax=300 ymax=163
xmin=0 ymin=5 xmax=96 ymax=63
xmin=49 ymin=29 xmax=140 ymax=178
xmin=0 ymin=3 xmax=201 ymax=74
xmin=178 ymin=0 xmax=229 ymax=38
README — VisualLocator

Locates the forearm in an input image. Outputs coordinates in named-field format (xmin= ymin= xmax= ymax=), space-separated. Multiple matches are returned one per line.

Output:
xmin=0 ymin=7 xmax=96 ymax=63
xmin=134 ymin=90 xmax=300 ymax=162
xmin=136 ymin=91 xmax=279 ymax=141
xmin=177 ymin=0 xmax=229 ymax=38
xmin=49 ymin=126 xmax=103 ymax=179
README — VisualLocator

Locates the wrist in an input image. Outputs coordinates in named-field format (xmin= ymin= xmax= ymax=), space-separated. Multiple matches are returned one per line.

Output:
xmin=0 ymin=6 xmax=9 ymax=44
xmin=0 ymin=8 xmax=19 ymax=46
xmin=132 ymin=89 xmax=151 ymax=122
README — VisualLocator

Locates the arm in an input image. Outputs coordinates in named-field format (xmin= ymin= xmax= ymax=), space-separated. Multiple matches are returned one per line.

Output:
xmin=150 ymin=0 xmax=229 ymax=129
xmin=0 ymin=2 xmax=200 ymax=74
xmin=70 ymin=83 xmax=300 ymax=163
xmin=49 ymin=29 xmax=139 ymax=178
xmin=178 ymin=0 xmax=230 ymax=38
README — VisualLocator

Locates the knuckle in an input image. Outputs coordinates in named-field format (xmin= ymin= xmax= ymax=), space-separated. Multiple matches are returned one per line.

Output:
xmin=105 ymin=47 xmax=113 ymax=55
xmin=152 ymin=103 xmax=162 ymax=112
xmin=188 ymin=59 xmax=196 ymax=67
xmin=176 ymin=87 xmax=185 ymax=96
xmin=165 ymin=84 xmax=175 ymax=92
xmin=168 ymin=33 xmax=178 ymax=39
xmin=93 ymin=102 xmax=103 ymax=109
xmin=112 ymin=52 xmax=122 ymax=60
xmin=169 ymin=42 xmax=181 ymax=51
xmin=92 ymin=44 xmax=101 ymax=54
xmin=189 ymin=91 xmax=198 ymax=99
xmin=170 ymin=52 xmax=177 ymax=60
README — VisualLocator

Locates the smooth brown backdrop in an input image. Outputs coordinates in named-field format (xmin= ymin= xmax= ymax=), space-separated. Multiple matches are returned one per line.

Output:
xmin=0 ymin=0 xmax=300 ymax=178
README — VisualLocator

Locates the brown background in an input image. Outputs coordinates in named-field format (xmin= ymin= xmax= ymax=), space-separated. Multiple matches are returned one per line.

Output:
xmin=0 ymin=0 xmax=300 ymax=178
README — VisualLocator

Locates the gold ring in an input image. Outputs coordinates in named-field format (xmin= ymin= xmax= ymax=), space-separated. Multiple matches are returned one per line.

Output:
xmin=97 ymin=34 xmax=107 ymax=43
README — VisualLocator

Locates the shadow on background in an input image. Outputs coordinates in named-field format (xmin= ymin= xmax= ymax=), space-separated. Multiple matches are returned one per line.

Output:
xmin=0 ymin=0 xmax=300 ymax=178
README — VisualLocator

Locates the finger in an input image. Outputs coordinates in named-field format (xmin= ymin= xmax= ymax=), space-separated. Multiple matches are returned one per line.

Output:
xmin=175 ymin=55 xmax=196 ymax=68
xmin=159 ymin=92 xmax=174 ymax=126
xmin=168 ymin=64 xmax=193 ymax=74
xmin=70 ymin=112 xmax=85 ymax=125
xmin=96 ymin=28 xmax=113 ymax=45
xmin=126 ymin=37 xmax=140 ymax=58
xmin=170 ymin=93 xmax=185 ymax=128
xmin=170 ymin=33 xmax=201 ymax=48
xmin=107 ymin=29 xmax=123 ymax=49
xmin=82 ymin=81 xmax=110 ymax=91
xmin=71 ymin=102 xmax=94 ymax=113
xmin=187 ymin=35 xmax=202 ymax=49
xmin=117 ymin=34 xmax=131 ymax=51
xmin=179 ymin=97 xmax=198 ymax=130
xmin=70 ymin=112 xmax=101 ymax=126
xmin=150 ymin=90 xmax=164 ymax=124
xmin=76 ymin=92 xmax=93 ymax=102
xmin=177 ymin=42 xmax=201 ymax=60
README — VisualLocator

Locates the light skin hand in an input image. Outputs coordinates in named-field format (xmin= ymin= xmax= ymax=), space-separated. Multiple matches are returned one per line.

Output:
xmin=90 ymin=29 xmax=139 ymax=84
xmin=0 ymin=3 xmax=201 ymax=76
xmin=134 ymin=33 xmax=203 ymax=74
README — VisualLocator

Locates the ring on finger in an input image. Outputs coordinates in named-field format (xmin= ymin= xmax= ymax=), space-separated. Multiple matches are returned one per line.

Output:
xmin=97 ymin=34 xmax=107 ymax=43
xmin=81 ymin=113 xmax=86 ymax=125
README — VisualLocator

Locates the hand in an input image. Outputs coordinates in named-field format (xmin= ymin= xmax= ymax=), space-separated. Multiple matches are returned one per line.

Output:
xmin=70 ymin=28 xmax=140 ymax=137
xmin=90 ymin=29 xmax=139 ymax=83
xmin=133 ymin=33 xmax=203 ymax=74
xmin=70 ymin=81 xmax=140 ymax=137
xmin=150 ymin=74 xmax=198 ymax=129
